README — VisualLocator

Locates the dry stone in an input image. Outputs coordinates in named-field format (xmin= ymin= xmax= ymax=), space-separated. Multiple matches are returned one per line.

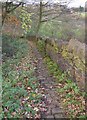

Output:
xmin=45 ymin=38 xmax=86 ymax=90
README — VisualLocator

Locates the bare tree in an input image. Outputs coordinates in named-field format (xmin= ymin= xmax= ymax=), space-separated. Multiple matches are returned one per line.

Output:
xmin=1 ymin=0 xmax=72 ymax=33
xmin=1 ymin=0 xmax=25 ymax=25
xmin=28 ymin=0 xmax=73 ymax=34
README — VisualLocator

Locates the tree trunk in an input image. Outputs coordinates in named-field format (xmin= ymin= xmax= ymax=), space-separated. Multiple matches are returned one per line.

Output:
xmin=2 ymin=12 xmax=7 ymax=26
xmin=36 ymin=0 xmax=43 ymax=36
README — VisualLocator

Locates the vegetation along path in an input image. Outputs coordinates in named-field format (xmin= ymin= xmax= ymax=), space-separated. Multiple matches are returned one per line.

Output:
xmin=3 ymin=36 xmax=85 ymax=118
xmin=29 ymin=41 xmax=65 ymax=119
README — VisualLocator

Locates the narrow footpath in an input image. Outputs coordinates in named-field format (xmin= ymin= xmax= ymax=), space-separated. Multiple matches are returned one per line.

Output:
xmin=29 ymin=41 xmax=66 ymax=119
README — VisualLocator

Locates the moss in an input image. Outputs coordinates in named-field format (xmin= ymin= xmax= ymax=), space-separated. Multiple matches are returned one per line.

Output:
xmin=37 ymin=39 xmax=46 ymax=55
xmin=46 ymin=44 xmax=56 ymax=54
xmin=61 ymin=48 xmax=68 ymax=58
xmin=52 ymin=41 xmax=59 ymax=53
xmin=37 ymin=39 xmax=85 ymax=88
xmin=74 ymin=59 xmax=85 ymax=72
xmin=61 ymin=47 xmax=85 ymax=72
xmin=53 ymin=44 xmax=59 ymax=53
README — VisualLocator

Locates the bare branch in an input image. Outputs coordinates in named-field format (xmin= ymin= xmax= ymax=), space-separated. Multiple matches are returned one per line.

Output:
xmin=42 ymin=1 xmax=49 ymax=6
xmin=2 ymin=1 xmax=24 ymax=25
xmin=43 ymin=12 xmax=59 ymax=17
xmin=7 ymin=2 xmax=23 ymax=13
xmin=41 ymin=12 xmax=63 ymax=22
xmin=42 ymin=9 xmax=55 ymax=13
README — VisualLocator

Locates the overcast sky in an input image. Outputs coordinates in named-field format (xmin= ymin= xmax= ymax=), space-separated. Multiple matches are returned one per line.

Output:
xmin=0 ymin=0 xmax=87 ymax=7
xmin=68 ymin=0 xmax=87 ymax=7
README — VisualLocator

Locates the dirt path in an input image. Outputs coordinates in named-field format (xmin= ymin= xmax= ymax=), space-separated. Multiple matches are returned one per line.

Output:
xmin=29 ymin=41 xmax=65 ymax=119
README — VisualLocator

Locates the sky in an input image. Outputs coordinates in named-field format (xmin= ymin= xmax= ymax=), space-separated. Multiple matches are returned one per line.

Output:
xmin=68 ymin=0 xmax=87 ymax=7
xmin=53 ymin=0 xmax=86 ymax=7
xmin=0 ymin=0 xmax=87 ymax=7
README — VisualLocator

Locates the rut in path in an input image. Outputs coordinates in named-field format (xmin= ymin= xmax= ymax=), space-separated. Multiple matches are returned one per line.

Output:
xmin=29 ymin=41 xmax=65 ymax=119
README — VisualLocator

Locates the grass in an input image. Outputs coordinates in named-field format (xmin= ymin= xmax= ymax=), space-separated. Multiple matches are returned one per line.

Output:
xmin=2 ymin=35 xmax=41 ymax=118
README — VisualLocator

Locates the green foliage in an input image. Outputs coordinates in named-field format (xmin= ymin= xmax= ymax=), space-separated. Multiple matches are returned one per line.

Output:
xmin=38 ymin=20 xmax=73 ymax=40
xmin=30 ymin=14 xmax=84 ymax=42
xmin=44 ymin=56 xmax=86 ymax=118
xmin=39 ymin=22 xmax=54 ymax=37
xmin=37 ymin=40 xmax=46 ymax=55
xmin=78 ymin=115 xmax=87 ymax=119
xmin=19 ymin=7 xmax=32 ymax=35
xmin=74 ymin=28 xmax=85 ymax=42
xmin=2 ymin=35 xmax=41 ymax=118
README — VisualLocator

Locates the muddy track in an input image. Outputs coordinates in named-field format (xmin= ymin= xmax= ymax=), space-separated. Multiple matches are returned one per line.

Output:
xmin=29 ymin=41 xmax=66 ymax=119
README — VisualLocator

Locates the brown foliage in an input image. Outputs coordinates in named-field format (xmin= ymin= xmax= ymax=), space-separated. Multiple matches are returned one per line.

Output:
xmin=6 ymin=15 xmax=20 ymax=26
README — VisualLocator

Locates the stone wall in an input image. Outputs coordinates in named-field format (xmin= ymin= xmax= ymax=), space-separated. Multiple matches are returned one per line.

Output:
xmin=37 ymin=37 xmax=86 ymax=90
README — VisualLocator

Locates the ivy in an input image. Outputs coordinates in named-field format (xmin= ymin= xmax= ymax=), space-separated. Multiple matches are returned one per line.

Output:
xmin=19 ymin=7 xmax=32 ymax=35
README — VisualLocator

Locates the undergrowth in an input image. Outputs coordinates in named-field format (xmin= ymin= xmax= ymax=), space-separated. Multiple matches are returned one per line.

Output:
xmin=44 ymin=56 xmax=86 ymax=119
xmin=36 ymin=40 xmax=46 ymax=56
xmin=2 ymin=35 xmax=41 ymax=118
